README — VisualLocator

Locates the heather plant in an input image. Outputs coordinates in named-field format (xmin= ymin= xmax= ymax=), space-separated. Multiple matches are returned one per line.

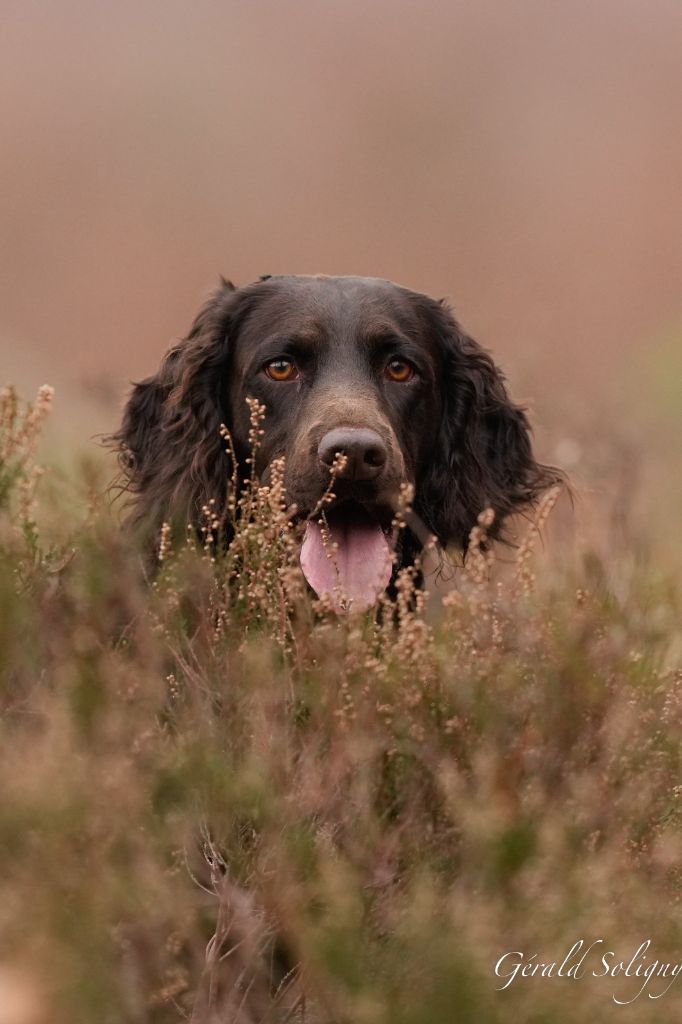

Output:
xmin=2 ymin=386 xmax=682 ymax=1023
xmin=0 ymin=384 xmax=54 ymax=563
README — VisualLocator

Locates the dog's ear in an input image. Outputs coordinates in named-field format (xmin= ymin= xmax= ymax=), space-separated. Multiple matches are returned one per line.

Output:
xmin=416 ymin=299 xmax=562 ymax=550
xmin=111 ymin=279 xmax=248 ymax=540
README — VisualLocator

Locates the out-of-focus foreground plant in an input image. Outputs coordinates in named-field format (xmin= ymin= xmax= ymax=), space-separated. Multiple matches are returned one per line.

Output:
xmin=1 ymin=385 xmax=682 ymax=1024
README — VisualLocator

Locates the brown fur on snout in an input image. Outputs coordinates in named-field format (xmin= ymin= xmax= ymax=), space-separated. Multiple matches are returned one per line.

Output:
xmin=111 ymin=273 xmax=563 ymax=564
xmin=280 ymin=387 xmax=408 ymax=518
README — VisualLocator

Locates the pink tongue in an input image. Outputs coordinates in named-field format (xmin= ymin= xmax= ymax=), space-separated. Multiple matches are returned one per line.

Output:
xmin=300 ymin=517 xmax=393 ymax=611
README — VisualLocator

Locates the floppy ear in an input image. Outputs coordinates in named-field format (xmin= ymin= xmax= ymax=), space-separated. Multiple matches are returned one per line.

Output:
xmin=111 ymin=279 xmax=247 ymax=541
xmin=416 ymin=300 xmax=562 ymax=551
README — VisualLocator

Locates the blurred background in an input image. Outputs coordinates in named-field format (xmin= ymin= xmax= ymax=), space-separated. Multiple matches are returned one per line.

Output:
xmin=1 ymin=0 xmax=681 ymax=542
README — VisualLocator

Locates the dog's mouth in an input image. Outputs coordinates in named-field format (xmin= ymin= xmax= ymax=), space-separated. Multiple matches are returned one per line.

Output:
xmin=299 ymin=500 xmax=394 ymax=612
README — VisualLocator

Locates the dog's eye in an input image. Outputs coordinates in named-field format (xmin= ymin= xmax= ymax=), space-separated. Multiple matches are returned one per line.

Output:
xmin=385 ymin=358 xmax=414 ymax=383
xmin=265 ymin=358 xmax=299 ymax=382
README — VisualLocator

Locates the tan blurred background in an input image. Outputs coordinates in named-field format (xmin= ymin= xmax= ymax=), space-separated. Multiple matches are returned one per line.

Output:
xmin=1 ymin=0 xmax=681 ymax=528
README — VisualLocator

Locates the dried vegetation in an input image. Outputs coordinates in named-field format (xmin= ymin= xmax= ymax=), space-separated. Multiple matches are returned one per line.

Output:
xmin=1 ymin=385 xmax=681 ymax=1023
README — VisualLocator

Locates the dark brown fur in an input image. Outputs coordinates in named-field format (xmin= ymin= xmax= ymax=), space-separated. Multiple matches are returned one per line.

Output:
xmin=111 ymin=274 xmax=561 ymax=567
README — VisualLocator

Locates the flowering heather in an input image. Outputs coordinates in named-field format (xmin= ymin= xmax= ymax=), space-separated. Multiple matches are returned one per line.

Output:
xmin=1 ymin=386 xmax=682 ymax=1023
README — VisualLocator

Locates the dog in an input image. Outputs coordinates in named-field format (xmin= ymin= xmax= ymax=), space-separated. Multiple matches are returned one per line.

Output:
xmin=112 ymin=274 xmax=560 ymax=609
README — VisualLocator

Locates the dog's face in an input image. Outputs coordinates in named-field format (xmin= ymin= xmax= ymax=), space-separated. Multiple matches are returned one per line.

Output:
xmin=227 ymin=275 xmax=441 ymax=522
xmin=114 ymin=274 xmax=559 ymax=607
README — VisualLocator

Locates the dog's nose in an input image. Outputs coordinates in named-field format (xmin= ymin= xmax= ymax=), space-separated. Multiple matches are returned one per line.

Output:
xmin=318 ymin=427 xmax=387 ymax=481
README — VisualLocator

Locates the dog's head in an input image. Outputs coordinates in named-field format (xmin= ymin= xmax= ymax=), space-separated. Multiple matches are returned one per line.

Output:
xmin=114 ymin=274 xmax=560 ymax=606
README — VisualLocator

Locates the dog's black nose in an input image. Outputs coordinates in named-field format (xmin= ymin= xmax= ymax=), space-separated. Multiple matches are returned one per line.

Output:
xmin=318 ymin=428 xmax=387 ymax=481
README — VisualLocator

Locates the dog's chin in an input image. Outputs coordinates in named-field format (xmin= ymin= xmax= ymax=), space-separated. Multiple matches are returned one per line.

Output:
xmin=297 ymin=498 xmax=396 ymax=612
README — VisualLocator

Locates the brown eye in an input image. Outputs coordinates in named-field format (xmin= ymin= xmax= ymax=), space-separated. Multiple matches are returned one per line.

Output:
xmin=385 ymin=358 xmax=414 ymax=383
xmin=265 ymin=358 xmax=298 ymax=382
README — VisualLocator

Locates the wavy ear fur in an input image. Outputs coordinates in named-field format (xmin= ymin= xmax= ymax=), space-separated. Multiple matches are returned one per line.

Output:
xmin=415 ymin=299 xmax=563 ymax=550
xmin=110 ymin=279 xmax=248 ymax=541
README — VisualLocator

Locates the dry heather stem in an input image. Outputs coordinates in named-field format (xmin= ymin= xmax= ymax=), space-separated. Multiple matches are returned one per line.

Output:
xmin=514 ymin=484 xmax=563 ymax=595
